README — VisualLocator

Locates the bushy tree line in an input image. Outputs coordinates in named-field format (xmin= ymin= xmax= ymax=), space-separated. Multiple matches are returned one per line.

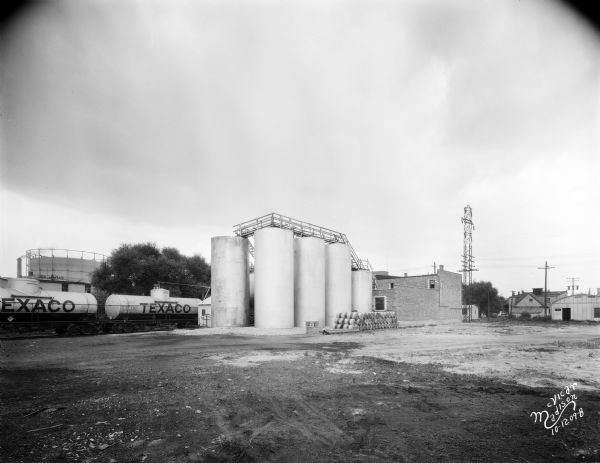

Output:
xmin=463 ymin=281 xmax=506 ymax=317
xmin=92 ymin=243 xmax=210 ymax=300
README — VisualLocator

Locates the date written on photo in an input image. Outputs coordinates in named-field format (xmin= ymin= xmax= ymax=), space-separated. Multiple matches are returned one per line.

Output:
xmin=530 ymin=382 xmax=584 ymax=435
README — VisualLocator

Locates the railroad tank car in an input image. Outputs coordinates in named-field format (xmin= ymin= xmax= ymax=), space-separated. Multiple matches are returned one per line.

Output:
xmin=0 ymin=277 xmax=205 ymax=336
xmin=104 ymin=288 xmax=201 ymax=331
xmin=0 ymin=279 xmax=98 ymax=334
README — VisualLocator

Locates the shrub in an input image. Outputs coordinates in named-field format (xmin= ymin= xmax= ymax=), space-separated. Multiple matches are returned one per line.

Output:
xmin=520 ymin=312 xmax=531 ymax=320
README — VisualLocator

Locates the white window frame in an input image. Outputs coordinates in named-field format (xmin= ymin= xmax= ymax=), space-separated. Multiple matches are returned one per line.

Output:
xmin=428 ymin=279 xmax=436 ymax=289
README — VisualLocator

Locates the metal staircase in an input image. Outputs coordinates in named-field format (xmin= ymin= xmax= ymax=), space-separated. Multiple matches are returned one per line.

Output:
xmin=233 ymin=212 xmax=371 ymax=271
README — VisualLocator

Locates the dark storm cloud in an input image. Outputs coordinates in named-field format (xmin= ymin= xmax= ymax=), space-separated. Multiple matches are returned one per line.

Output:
xmin=1 ymin=0 xmax=598 ymax=294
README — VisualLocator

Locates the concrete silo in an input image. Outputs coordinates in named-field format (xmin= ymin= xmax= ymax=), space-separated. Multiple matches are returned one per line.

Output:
xmin=210 ymin=236 xmax=249 ymax=327
xmin=352 ymin=270 xmax=373 ymax=312
xmin=254 ymin=228 xmax=294 ymax=328
xmin=294 ymin=237 xmax=325 ymax=328
xmin=325 ymin=243 xmax=352 ymax=327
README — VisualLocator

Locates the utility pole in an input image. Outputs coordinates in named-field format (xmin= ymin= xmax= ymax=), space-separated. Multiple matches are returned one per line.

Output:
xmin=566 ymin=277 xmax=580 ymax=296
xmin=509 ymin=290 xmax=515 ymax=316
xmin=537 ymin=261 xmax=554 ymax=317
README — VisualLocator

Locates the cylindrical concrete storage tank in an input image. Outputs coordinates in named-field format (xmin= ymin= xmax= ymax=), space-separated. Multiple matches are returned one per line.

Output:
xmin=211 ymin=236 xmax=250 ymax=327
xmin=352 ymin=270 xmax=373 ymax=312
xmin=294 ymin=237 xmax=325 ymax=328
xmin=254 ymin=228 xmax=294 ymax=329
xmin=325 ymin=243 xmax=351 ymax=327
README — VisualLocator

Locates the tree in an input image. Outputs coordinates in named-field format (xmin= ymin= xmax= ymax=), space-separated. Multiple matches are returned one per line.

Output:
xmin=463 ymin=281 xmax=506 ymax=317
xmin=92 ymin=243 xmax=210 ymax=299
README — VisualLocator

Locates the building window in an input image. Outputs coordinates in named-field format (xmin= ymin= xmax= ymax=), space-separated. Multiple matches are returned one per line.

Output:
xmin=594 ymin=307 xmax=600 ymax=318
xmin=61 ymin=283 xmax=68 ymax=292
xmin=428 ymin=279 xmax=436 ymax=289
xmin=389 ymin=283 xmax=394 ymax=289
xmin=374 ymin=297 xmax=386 ymax=311
xmin=85 ymin=284 xmax=91 ymax=293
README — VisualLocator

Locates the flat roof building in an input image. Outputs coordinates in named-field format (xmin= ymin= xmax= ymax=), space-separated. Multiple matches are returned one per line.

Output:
xmin=373 ymin=265 xmax=463 ymax=321
xmin=551 ymin=294 xmax=600 ymax=321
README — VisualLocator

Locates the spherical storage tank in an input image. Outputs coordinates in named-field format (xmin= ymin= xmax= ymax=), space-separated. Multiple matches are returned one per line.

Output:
xmin=325 ymin=243 xmax=351 ymax=328
xmin=352 ymin=270 xmax=373 ymax=312
xmin=254 ymin=227 xmax=294 ymax=329
xmin=211 ymin=236 xmax=249 ymax=327
xmin=294 ymin=237 xmax=325 ymax=328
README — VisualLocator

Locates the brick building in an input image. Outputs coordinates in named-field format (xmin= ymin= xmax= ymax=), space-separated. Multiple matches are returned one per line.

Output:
xmin=372 ymin=265 xmax=463 ymax=321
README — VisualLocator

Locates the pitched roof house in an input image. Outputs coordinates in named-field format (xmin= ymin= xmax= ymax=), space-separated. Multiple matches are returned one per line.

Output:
xmin=508 ymin=289 xmax=568 ymax=318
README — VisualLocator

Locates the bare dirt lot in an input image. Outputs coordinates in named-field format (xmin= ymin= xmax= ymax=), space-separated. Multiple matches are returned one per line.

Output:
xmin=1 ymin=320 xmax=599 ymax=462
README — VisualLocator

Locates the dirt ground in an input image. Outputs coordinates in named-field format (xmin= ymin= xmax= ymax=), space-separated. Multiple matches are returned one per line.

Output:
xmin=1 ymin=320 xmax=599 ymax=462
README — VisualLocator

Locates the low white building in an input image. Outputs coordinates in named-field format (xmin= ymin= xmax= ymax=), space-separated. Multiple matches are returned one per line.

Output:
xmin=550 ymin=294 xmax=600 ymax=321
xmin=199 ymin=297 xmax=211 ymax=326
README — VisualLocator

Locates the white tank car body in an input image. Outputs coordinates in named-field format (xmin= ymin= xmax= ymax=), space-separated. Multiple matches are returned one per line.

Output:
xmin=105 ymin=293 xmax=200 ymax=321
xmin=0 ymin=282 xmax=97 ymax=322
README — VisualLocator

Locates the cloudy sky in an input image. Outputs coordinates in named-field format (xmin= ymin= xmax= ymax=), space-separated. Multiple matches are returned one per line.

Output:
xmin=0 ymin=0 xmax=598 ymax=297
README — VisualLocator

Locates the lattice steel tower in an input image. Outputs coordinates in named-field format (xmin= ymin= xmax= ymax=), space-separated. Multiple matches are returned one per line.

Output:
xmin=461 ymin=205 xmax=478 ymax=320
xmin=461 ymin=205 xmax=476 ymax=286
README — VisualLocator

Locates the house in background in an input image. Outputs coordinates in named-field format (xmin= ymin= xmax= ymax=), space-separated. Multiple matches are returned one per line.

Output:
xmin=372 ymin=265 xmax=463 ymax=321
xmin=508 ymin=288 xmax=567 ymax=318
